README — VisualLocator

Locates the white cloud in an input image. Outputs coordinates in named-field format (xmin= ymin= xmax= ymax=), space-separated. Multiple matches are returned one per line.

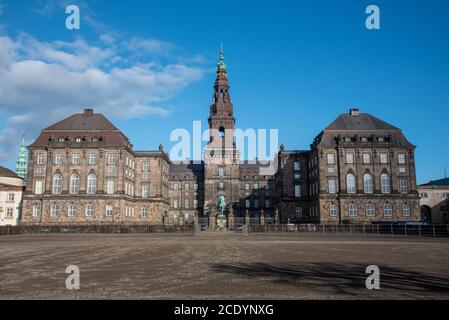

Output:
xmin=0 ymin=33 xmax=205 ymax=164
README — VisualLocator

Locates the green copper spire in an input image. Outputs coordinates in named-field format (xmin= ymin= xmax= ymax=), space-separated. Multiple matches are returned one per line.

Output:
xmin=16 ymin=134 xmax=27 ymax=180
xmin=217 ymin=43 xmax=226 ymax=69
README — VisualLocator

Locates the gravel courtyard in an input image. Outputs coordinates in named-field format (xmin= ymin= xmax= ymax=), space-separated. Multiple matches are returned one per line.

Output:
xmin=1 ymin=233 xmax=449 ymax=299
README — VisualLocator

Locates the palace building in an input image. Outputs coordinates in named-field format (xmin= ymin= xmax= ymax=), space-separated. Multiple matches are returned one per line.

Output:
xmin=21 ymin=49 xmax=421 ymax=226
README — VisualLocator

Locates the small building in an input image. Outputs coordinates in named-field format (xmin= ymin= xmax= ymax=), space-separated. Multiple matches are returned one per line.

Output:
xmin=0 ymin=166 xmax=26 ymax=226
xmin=418 ymin=178 xmax=449 ymax=224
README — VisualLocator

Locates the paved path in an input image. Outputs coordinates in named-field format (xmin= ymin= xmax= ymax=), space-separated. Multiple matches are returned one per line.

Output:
xmin=1 ymin=233 xmax=448 ymax=299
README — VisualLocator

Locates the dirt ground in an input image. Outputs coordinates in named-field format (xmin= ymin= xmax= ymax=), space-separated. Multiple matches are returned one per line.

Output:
xmin=0 ymin=233 xmax=448 ymax=300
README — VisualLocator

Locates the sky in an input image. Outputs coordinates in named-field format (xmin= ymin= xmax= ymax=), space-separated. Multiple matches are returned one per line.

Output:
xmin=0 ymin=0 xmax=448 ymax=184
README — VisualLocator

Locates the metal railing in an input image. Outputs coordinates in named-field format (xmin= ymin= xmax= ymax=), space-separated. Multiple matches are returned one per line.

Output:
xmin=247 ymin=223 xmax=449 ymax=239
xmin=0 ymin=224 xmax=194 ymax=236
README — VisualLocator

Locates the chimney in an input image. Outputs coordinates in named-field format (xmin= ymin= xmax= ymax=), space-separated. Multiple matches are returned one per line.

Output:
xmin=83 ymin=108 xmax=94 ymax=116
xmin=349 ymin=108 xmax=360 ymax=116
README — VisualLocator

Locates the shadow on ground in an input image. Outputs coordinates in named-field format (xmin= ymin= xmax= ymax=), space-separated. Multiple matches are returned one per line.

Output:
xmin=211 ymin=262 xmax=449 ymax=296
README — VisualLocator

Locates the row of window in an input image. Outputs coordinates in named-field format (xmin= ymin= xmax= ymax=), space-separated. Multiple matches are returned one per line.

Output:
xmin=243 ymin=199 xmax=271 ymax=209
xmin=328 ymin=203 xmax=412 ymax=217
xmin=326 ymin=152 xmax=407 ymax=165
xmin=31 ymin=203 xmax=151 ymax=218
xmin=172 ymin=199 xmax=199 ymax=209
xmin=336 ymin=173 xmax=405 ymax=194
xmin=37 ymin=153 xmax=153 ymax=172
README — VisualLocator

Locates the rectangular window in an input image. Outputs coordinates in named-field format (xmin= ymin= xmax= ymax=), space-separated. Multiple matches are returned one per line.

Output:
xmin=328 ymin=179 xmax=337 ymax=194
xmin=194 ymin=183 xmax=198 ymax=190
xmin=294 ymin=173 xmax=301 ymax=179
xmin=141 ymin=207 xmax=148 ymax=218
xmin=36 ymin=153 xmax=45 ymax=164
xmin=72 ymin=154 xmax=80 ymax=165
xmin=143 ymin=161 xmax=150 ymax=172
xmin=380 ymin=153 xmax=388 ymax=164
xmin=346 ymin=153 xmax=354 ymax=164
xmin=218 ymin=167 xmax=224 ymax=176
xmin=35 ymin=180 xmax=43 ymax=195
xmin=245 ymin=199 xmax=250 ymax=208
xmin=6 ymin=208 xmax=14 ymax=217
xmin=398 ymin=153 xmax=406 ymax=164
xmin=327 ymin=154 xmax=335 ymax=165
xmin=6 ymin=193 xmax=14 ymax=202
xmin=253 ymin=183 xmax=259 ymax=190
xmin=54 ymin=154 xmax=63 ymax=165
xmin=173 ymin=199 xmax=179 ymax=209
xmin=108 ymin=154 xmax=117 ymax=165
xmin=32 ymin=205 xmax=41 ymax=217
xmin=142 ymin=185 xmax=150 ymax=198
xmin=400 ymin=180 xmax=408 ymax=194
xmin=363 ymin=152 xmax=371 ymax=164
xmin=245 ymin=183 xmax=250 ymax=190
xmin=399 ymin=167 xmax=406 ymax=174
xmin=293 ymin=161 xmax=301 ymax=171
xmin=219 ymin=182 xmax=224 ymax=190
xmin=105 ymin=205 xmax=113 ymax=217
xmin=184 ymin=183 xmax=190 ymax=191
xmin=194 ymin=199 xmax=198 ymax=209
xmin=327 ymin=167 xmax=335 ymax=173
xmin=184 ymin=199 xmax=190 ymax=209
xmin=254 ymin=199 xmax=259 ymax=208
xmin=106 ymin=180 xmax=115 ymax=195
xmin=294 ymin=185 xmax=301 ymax=198
xmin=89 ymin=154 xmax=97 ymax=165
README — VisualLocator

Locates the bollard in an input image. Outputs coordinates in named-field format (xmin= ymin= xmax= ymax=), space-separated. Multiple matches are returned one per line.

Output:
xmin=418 ymin=224 xmax=421 ymax=239
xmin=433 ymin=224 xmax=436 ymax=239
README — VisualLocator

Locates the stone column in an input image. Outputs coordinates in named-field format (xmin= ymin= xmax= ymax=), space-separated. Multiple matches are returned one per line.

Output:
xmin=260 ymin=209 xmax=265 ymax=226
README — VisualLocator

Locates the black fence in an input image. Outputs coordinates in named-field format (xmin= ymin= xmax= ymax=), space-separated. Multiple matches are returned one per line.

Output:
xmin=0 ymin=224 xmax=194 ymax=236
xmin=248 ymin=223 xmax=449 ymax=238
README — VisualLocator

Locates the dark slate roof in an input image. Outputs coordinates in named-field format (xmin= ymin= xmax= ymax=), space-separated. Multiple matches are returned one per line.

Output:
xmin=29 ymin=110 xmax=131 ymax=148
xmin=44 ymin=112 xmax=118 ymax=131
xmin=314 ymin=110 xmax=414 ymax=148
xmin=325 ymin=113 xmax=399 ymax=131
xmin=419 ymin=178 xmax=449 ymax=187
xmin=169 ymin=161 xmax=204 ymax=180
xmin=0 ymin=166 xmax=20 ymax=178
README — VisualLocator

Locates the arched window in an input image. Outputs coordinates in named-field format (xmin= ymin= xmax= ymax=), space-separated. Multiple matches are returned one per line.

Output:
xmin=366 ymin=203 xmax=375 ymax=217
xmin=85 ymin=203 xmax=95 ymax=217
xmin=383 ymin=203 xmax=393 ymax=217
xmin=330 ymin=204 xmax=338 ymax=217
xmin=52 ymin=174 xmax=62 ymax=194
xmin=363 ymin=173 xmax=373 ymax=194
xmin=70 ymin=173 xmax=80 ymax=194
xmin=402 ymin=204 xmax=411 ymax=217
xmin=32 ymin=204 xmax=41 ymax=217
xmin=68 ymin=203 xmax=77 ymax=217
xmin=381 ymin=173 xmax=391 ymax=194
xmin=50 ymin=203 xmax=60 ymax=217
xmin=346 ymin=173 xmax=356 ymax=193
xmin=87 ymin=174 xmax=97 ymax=194
xmin=295 ymin=207 xmax=303 ymax=218
xmin=349 ymin=203 xmax=357 ymax=216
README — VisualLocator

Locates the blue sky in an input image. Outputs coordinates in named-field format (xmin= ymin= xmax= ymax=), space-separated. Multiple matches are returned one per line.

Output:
xmin=0 ymin=0 xmax=448 ymax=184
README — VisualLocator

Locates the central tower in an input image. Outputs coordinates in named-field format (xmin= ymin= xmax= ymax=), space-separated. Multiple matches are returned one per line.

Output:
xmin=203 ymin=46 xmax=240 ymax=219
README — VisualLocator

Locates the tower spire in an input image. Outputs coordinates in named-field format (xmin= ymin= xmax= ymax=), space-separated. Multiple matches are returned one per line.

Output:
xmin=218 ymin=43 xmax=226 ymax=69
xmin=16 ymin=133 xmax=28 ymax=180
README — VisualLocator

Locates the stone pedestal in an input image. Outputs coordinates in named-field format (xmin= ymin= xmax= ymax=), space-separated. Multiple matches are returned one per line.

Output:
xmin=209 ymin=214 xmax=216 ymax=230
xmin=178 ymin=214 xmax=184 ymax=226
xmin=217 ymin=215 xmax=226 ymax=230
xmin=245 ymin=209 xmax=250 ymax=225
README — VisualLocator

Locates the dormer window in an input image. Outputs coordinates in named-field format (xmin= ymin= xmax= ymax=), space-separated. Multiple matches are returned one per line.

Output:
xmin=58 ymin=137 xmax=65 ymax=143
xmin=361 ymin=137 xmax=368 ymax=142
xmin=91 ymin=137 xmax=99 ymax=142
xmin=344 ymin=137 xmax=351 ymax=142
xmin=378 ymin=137 xmax=384 ymax=142
xmin=75 ymin=137 xmax=82 ymax=143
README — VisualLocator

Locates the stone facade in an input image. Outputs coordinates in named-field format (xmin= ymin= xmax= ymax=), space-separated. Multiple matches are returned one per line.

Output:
xmin=418 ymin=178 xmax=449 ymax=224
xmin=0 ymin=167 xmax=26 ymax=226
xmin=21 ymin=50 xmax=421 ymax=226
